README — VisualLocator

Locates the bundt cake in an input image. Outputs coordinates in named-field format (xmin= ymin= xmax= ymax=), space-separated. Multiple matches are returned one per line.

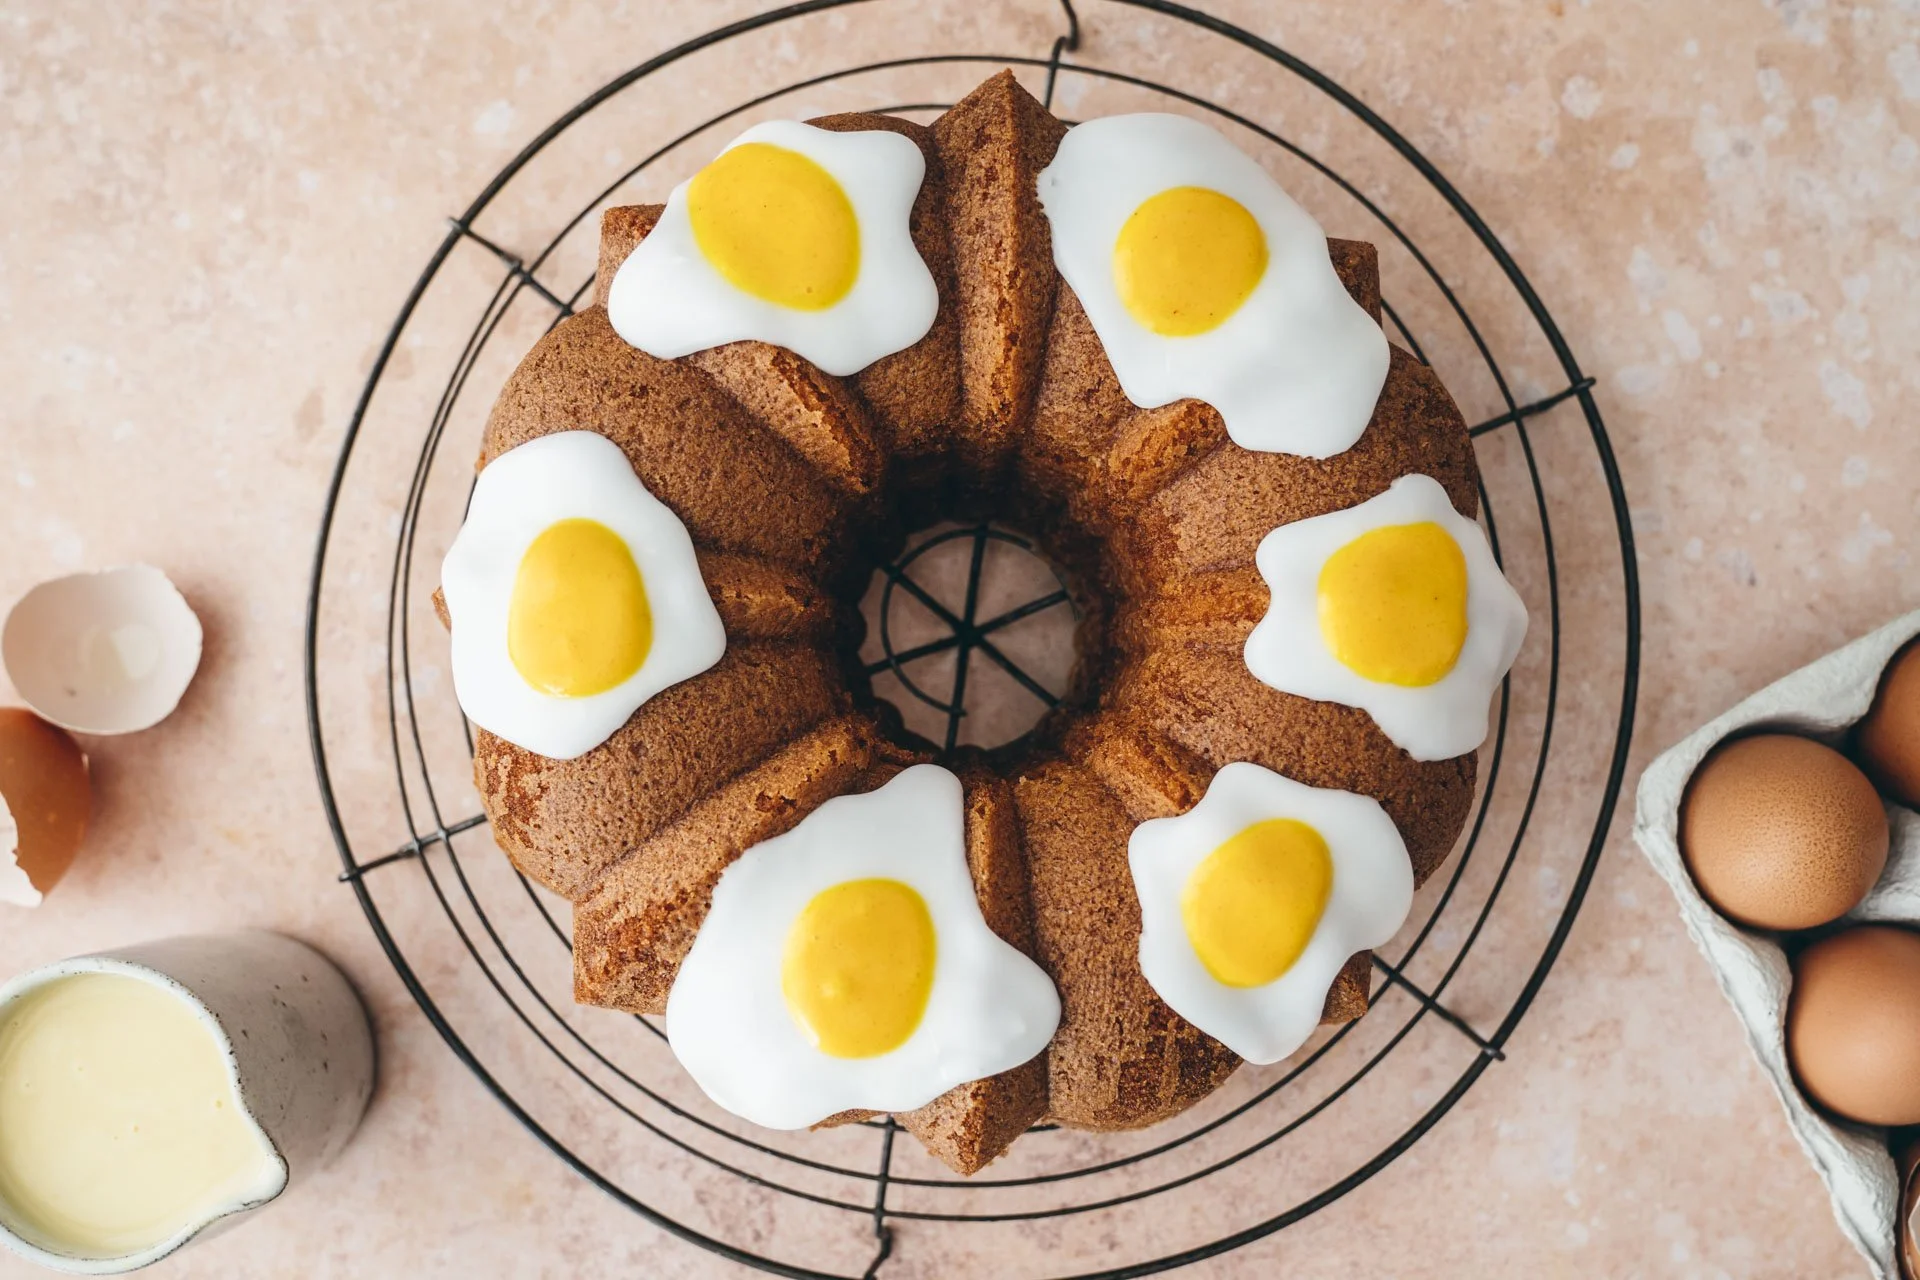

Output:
xmin=437 ymin=71 xmax=1527 ymax=1177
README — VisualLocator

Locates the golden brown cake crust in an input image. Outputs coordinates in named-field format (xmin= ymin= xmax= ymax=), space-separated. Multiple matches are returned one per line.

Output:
xmin=896 ymin=768 xmax=1049 ymax=1172
xmin=463 ymin=71 xmax=1485 ymax=1175
xmin=812 ymin=112 xmax=964 ymax=465
xmin=477 ymin=643 xmax=846 ymax=901
xmin=482 ymin=306 xmax=846 ymax=571
xmin=931 ymin=72 xmax=1069 ymax=476
xmin=593 ymin=204 xmax=660 ymax=308
xmin=1016 ymin=758 xmax=1241 ymax=1129
xmin=572 ymin=713 xmax=876 ymax=1014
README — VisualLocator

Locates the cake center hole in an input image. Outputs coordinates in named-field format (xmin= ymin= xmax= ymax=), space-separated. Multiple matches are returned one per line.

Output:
xmin=858 ymin=523 xmax=1078 ymax=753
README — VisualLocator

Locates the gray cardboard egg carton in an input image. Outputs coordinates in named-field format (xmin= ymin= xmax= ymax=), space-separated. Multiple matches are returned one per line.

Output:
xmin=1635 ymin=608 xmax=1920 ymax=1279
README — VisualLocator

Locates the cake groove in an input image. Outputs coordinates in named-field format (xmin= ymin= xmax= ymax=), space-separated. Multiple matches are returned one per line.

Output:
xmin=476 ymin=642 xmax=846 ymax=901
xmin=573 ymin=712 xmax=878 ymax=1015
xmin=685 ymin=342 xmax=884 ymax=498
xmin=930 ymin=73 xmax=1070 ymax=475
xmin=1014 ymin=757 xmax=1241 ymax=1129
xmin=481 ymin=308 xmax=847 ymax=571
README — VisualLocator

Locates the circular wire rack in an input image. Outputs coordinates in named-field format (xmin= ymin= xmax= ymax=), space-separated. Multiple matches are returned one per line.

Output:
xmin=304 ymin=2 xmax=1642 ymax=1275
xmin=868 ymin=523 xmax=1076 ymax=754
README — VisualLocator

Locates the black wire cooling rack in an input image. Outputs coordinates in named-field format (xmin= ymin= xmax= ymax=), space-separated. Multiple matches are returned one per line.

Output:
xmin=304 ymin=2 xmax=1642 ymax=1275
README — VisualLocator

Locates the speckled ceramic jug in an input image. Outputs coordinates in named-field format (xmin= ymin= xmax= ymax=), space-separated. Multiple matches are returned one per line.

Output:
xmin=0 ymin=931 xmax=375 ymax=1274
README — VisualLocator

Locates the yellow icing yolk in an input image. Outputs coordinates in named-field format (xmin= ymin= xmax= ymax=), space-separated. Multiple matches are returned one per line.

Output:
xmin=688 ymin=142 xmax=861 ymax=311
xmin=1181 ymin=819 xmax=1334 ymax=989
xmin=1316 ymin=520 xmax=1470 ymax=688
xmin=1112 ymin=186 xmax=1268 ymax=336
xmin=508 ymin=518 xmax=652 ymax=698
xmin=781 ymin=878 xmax=936 ymax=1058
xmin=0 ymin=975 xmax=280 ymax=1259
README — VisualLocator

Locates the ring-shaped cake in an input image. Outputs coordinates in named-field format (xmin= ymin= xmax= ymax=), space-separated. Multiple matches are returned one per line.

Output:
xmin=438 ymin=71 xmax=1525 ymax=1176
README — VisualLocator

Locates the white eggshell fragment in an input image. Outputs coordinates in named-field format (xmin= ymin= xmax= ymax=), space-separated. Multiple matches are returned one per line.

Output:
xmin=2 ymin=566 xmax=204 ymax=735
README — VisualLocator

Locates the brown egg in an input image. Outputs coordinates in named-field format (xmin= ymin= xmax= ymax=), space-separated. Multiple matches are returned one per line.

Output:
xmin=1787 ymin=925 xmax=1920 ymax=1126
xmin=1681 ymin=733 xmax=1889 ymax=930
xmin=0 ymin=707 xmax=90 ymax=907
xmin=1859 ymin=639 xmax=1920 ymax=809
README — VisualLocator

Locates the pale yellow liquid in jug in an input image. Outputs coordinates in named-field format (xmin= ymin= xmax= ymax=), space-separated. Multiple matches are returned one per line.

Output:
xmin=0 ymin=973 xmax=282 ymax=1258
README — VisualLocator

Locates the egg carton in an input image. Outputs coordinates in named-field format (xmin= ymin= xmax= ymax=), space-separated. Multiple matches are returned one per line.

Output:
xmin=1634 ymin=608 xmax=1920 ymax=1279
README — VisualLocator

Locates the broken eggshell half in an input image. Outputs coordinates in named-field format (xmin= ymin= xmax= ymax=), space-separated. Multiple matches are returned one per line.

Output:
xmin=2 ymin=565 xmax=203 ymax=735
xmin=0 ymin=708 xmax=90 ymax=907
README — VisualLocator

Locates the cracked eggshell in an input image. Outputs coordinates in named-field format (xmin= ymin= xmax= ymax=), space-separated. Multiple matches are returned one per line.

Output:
xmin=0 ymin=708 xmax=90 ymax=908
xmin=2 ymin=565 xmax=203 ymax=734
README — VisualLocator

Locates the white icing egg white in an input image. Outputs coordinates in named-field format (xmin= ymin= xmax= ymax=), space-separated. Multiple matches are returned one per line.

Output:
xmin=1129 ymin=762 xmax=1414 ymax=1064
xmin=607 ymin=121 xmax=938 ymax=378
xmin=1244 ymin=473 xmax=1528 ymax=762
xmin=666 ymin=765 xmax=1061 ymax=1131
xmin=440 ymin=431 xmax=725 ymax=760
xmin=1037 ymin=112 xmax=1389 ymax=459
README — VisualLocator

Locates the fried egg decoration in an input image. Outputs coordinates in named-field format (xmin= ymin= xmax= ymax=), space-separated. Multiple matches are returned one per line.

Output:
xmin=440 ymin=431 xmax=725 ymax=761
xmin=666 ymin=765 xmax=1061 ymax=1130
xmin=1245 ymin=474 xmax=1528 ymax=763
xmin=607 ymin=121 xmax=938 ymax=377
xmin=1129 ymin=762 xmax=1414 ymax=1064
xmin=1037 ymin=112 xmax=1390 ymax=459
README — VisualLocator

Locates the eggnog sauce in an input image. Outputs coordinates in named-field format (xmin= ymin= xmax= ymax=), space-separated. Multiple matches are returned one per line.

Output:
xmin=0 ymin=974 xmax=282 ymax=1258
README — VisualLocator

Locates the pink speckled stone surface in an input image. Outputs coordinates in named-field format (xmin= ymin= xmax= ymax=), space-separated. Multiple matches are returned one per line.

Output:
xmin=2 ymin=1 xmax=1915 ymax=1276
